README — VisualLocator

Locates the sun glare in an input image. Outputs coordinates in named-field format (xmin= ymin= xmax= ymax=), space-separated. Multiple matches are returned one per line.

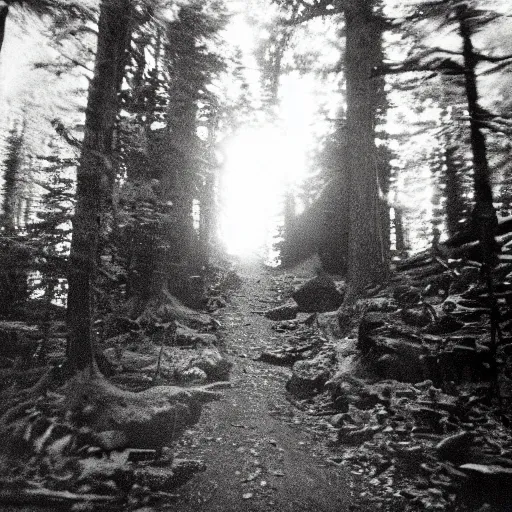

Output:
xmin=219 ymin=127 xmax=305 ymax=257
xmin=218 ymin=8 xmax=333 ymax=260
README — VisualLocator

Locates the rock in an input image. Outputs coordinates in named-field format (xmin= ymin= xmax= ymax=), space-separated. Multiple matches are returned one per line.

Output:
xmin=264 ymin=300 xmax=299 ymax=321
xmin=127 ymin=449 xmax=158 ymax=463
xmin=133 ymin=461 xmax=203 ymax=492
xmin=401 ymin=308 xmax=432 ymax=328
xmin=175 ymin=325 xmax=217 ymax=347
xmin=272 ymin=320 xmax=299 ymax=331
xmin=436 ymin=431 xmax=474 ymax=462
xmin=257 ymin=350 xmax=300 ymax=366
xmin=176 ymin=366 xmax=208 ymax=385
xmin=372 ymin=338 xmax=427 ymax=383
xmin=330 ymin=413 xmax=345 ymax=427
xmin=188 ymin=348 xmax=232 ymax=381
xmin=167 ymin=458 xmax=206 ymax=487
xmin=63 ymin=374 xmax=221 ymax=450
xmin=338 ymin=425 xmax=381 ymax=444
xmin=395 ymin=388 xmax=418 ymax=399
xmin=153 ymin=293 xmax=213 ymax=329
xmin=357 ymin=312 xmax=387 ymax=353
xmin=94 ymin=430 xmax=129 ymax=452
xmin=392 ymin=285 xmax=422 ymax=306
xmin=286 ymin=351 xmax=334 ymax=396
xmin=361 ymin=297 xmax=398 ymax=312
xmin=77 ymin=457 xmax=134 ymax=491
xmin=411 ymin=407 xmax=446 ymax=431
xmin=459 ymin=463 xmax=512 ymax=478
xmin=292 ymin=275 xmax=344 ymax=313
xmin=423 ymin=314 xmax=464 ymax=334
xmin=438 ymin=345 xmax=486 ymax=383
xmin=103 ymin=349 xmax=156 ymax=373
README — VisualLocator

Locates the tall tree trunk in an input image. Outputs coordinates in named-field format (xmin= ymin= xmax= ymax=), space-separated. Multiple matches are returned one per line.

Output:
xmin=393 ymin=207 xmax=406 ymax=254
xmin=444 ymin=143 xmax=467 ymax=237
xmin=66 ymin=0 xmax=131 ymax=373
xmin=344 ymin=0 xmax=386 ymax=299
xmin=0 ymin=120 xmax=28 ymax=318
xmin=2 ymin=123 xmax=24 ymax=235
xmin=457 ymin=5 xmax=498 ymax=266
xmin=0 ymin=3 xmax=8 ymax=56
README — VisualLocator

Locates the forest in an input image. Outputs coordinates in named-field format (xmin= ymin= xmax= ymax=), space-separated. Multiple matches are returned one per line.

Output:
xmin=1 ymin=0 xmax=512 ymax=510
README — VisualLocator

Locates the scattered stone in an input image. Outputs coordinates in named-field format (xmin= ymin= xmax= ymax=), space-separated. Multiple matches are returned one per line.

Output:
xmin=264 ymin=300 xmax=299 ymax=321
xmin=436 ymin=432 xmax=474 ymax=462
xmin=362 ymin=297 xmax=398 ymax=313
xmin=286 ymin=352 xmax=333 ymax=396
xmin=257 ymin=350 xmax=300 ymax=366
xmin=292 ymin=275 xmax=344 ymax=313
xmin=187 ymin=349 xmax=232 ymax=381
xmin=134 ymin=459 xmax=206 ymax=491
xmin=272 ymin=320 xmax=299 ymax=331
xmin=338 ymin=425 xmax=381 ymax=445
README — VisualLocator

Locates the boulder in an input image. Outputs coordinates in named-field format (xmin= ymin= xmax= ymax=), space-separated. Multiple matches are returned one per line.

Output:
xmin=264 ymin=300 xmax=299 ymax=321
xmin=400 ymin=307 xmax=432 ymax=328
xmin=292 ymin=275 xmax=344 ymax=313
xmin=365 ymin=336 xmax=427 ymax=383
xmin=187 ymin=348 xmax=232 ymax=382
xmin=63 ymin=373 xmax=222 ymax=450
xmin=436 ymin=431 xmax=474 ymax=462
xmin=286 ymin=351 xmax=334 ymax=396
xmin=176 ymin=366 xmax=208 ymax=385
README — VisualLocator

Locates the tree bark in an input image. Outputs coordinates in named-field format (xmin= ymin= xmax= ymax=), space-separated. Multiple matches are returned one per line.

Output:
xmin=457 ymin=5 xmax=498 ymax=267
xmin=344 ymin=0 xmax=386 ymax=299
xmin=0 ymin=3 xmax=8 ymax=56
xmin=66 ymin=0 xmax=132 ymax=373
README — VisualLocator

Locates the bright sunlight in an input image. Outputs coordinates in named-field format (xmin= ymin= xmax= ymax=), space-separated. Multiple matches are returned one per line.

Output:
xmin=219 ymin=126 xmax=306 ymax=257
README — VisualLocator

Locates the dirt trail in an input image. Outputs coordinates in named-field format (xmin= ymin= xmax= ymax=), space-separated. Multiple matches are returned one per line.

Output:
xmin=172 ymin=258 xmax=355 ymax=512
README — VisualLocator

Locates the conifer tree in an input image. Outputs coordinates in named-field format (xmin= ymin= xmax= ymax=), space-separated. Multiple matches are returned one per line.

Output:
xmin=66 ymin=0 xmax=132 ymax=373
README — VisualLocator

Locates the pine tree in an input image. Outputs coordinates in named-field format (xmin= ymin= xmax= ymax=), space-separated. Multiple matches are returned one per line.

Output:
xmin=344 ymin=0 xmax=387 ymax=298
xmin=66 ymin=0 xmax=132 ymax=374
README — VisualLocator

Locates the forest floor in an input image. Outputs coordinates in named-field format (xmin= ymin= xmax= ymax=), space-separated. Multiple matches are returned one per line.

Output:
xmin=169 ymin=256 xmax=358 ymax=512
